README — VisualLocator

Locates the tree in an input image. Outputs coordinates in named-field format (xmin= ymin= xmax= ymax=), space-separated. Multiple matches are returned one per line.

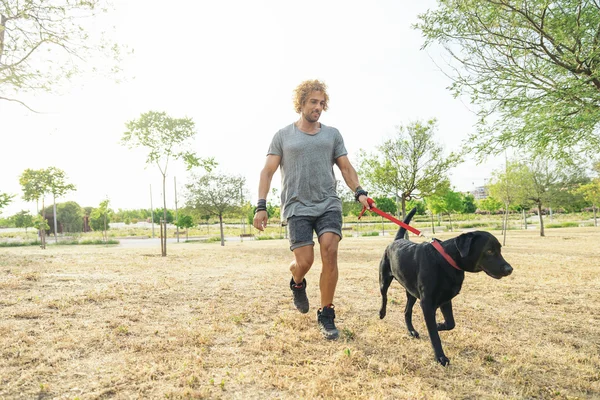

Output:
xmin=175 ymin=214 xmax=195 ymax=240
xmin=0 ymin=0 xmax=124 ymax=110
xmin=0 ymin=192 xmax=14 ymax=213
xmin=513 ymin=157 xmax=586 ymax=236
xmin=575 ymin=180 xmax=600 ymax=226
xmin=152 ymin=208 xmax=174 ymax=224
xmin=185 ymin=173 xmax=246 ymax=247
xmin=14 ymin=210 xmax=33 ymax=233
xmin=19 ymin=168 xmax=50 ymax=248
xmin=90 ymin=199 xmax=112 ymax=242
xmin=426 ymin=185 xmax=463 ymax=231
xmin=461 ymin=193 xmax=477 ymax=214
xmin=43 ymin=201 xmax=84 ymax=233
xmin=46 ymin=167 xmax=76 ymax=242
xmin=416 ymin=0 xmax=600 ymax=160
xmin=478 ymin=196 xmax=503 ymax=215
xmin=358 ymin=119 xmax=461 ymax=219
xmin=121 ymin=111 xmax=215 ymax=256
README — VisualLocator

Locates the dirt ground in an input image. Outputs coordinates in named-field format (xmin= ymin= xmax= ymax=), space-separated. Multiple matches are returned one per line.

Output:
xmin=1 ymin=228 xmax=599 ymax=399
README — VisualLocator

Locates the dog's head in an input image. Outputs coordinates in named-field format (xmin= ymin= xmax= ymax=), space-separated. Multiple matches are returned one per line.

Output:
xmin=454 ymin=231 xmax=513 ymax=279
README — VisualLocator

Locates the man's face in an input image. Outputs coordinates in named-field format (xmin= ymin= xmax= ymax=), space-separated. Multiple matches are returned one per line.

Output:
xmin=300 ymin=91 xmax=326 ymax=123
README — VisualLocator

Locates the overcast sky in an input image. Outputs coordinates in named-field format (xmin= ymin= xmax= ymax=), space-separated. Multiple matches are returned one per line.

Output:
xmin=0 ymin=0 xmax=502 ymax=217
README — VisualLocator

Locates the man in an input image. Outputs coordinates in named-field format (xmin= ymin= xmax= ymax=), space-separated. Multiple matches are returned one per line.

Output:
xmin=253 ymin=79 xmax=371 ymax=340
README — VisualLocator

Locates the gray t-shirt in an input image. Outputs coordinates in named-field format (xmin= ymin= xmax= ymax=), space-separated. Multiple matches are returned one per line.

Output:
xmin=268 ymin=123 xmax=348 ymax=221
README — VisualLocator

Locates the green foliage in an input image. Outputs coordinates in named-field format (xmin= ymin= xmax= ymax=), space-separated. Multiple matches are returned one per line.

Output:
xmin=152 ymin=208 xmax=174 ymax=224
xmin=478 ymin=196 xmax=503 ymax=214
xmin=574 ymin=180 xmax=600 ymax=209
xmin=90 ymin=199 xmax=112 ymax=239
xmin=56 ymin=201 xmax=84 ymax=233
xmin=358 ymin=119 xmax=461 ymax=216
xmin=175 ymin=214 xmax=195 ymax=230
xmin=13 ymin=210 xmax=34 ymax=231
xmin=46 ymin=167 xmax=76 ymax=201
xmin=461 ymin=193 xmax=477 ymax=214
xmin=374 ymin=196 xmax=397 ymax=215
xmin=185 ymin=172 xmax=247 ymax=246
xmin=417 ymin=0 xmax=600 ymax=159
xmin=0 ymin=192 xmax=14 ymax=213
xmin=361 ymin=231 xmax=380 ymax=237
xmin=122 ymin=111 xmax=215 ymax=174
xmin=42 ymin=201 xmax=84 ymax=232
xmin=19 ymin=168 xmax=49 ymax=205
xmin=406 ymin=199 xmax=426 ymax=215
xmin=33 ymin=215 xmax=49 ymax=231
xmin=546 ymin=222 xmax=580 ymax=228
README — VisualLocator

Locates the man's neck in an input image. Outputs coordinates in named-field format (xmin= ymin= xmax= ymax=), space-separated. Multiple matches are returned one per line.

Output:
xmin=295 ymin=118 xmax=321 ymax=134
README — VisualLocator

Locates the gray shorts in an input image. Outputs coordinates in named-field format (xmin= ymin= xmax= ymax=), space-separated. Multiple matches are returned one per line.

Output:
xmin=287 ymin=210 xmax=343 ymax=251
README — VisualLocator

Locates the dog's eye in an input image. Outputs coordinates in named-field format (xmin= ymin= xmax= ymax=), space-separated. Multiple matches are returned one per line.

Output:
xmin=485 ymin=249 xmax=494 ymax=256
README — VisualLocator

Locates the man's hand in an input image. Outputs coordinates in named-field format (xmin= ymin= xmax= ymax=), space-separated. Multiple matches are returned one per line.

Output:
xmin=253 ymin=210 xmax=268 ymax=231
xmin=359 ymin=195 xmax=374 ymax=210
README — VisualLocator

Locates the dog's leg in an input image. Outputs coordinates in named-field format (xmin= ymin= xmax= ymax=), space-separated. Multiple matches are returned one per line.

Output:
xmin=379 ymin=255 xmax=393 ymax=319
xmin=420 ymin=299 xmax=450 ymax=366
xmin=404 ymin=292 xmax=419 ymax=338
xmin=437 ymin=301 xmax=455 ymax=331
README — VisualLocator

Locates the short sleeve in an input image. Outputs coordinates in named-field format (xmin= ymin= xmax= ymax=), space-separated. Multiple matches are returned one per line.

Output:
xmin=333 ymin=129 xmax=348 ymax=159
xmin=267 ymin=131 xmax=283 ymax=156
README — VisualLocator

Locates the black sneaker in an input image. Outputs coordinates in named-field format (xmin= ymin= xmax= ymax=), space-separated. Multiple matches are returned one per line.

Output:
xmin=290 ymin=278 xmax=309 ymax=314
xmin=317 ymin=305 xmax=339 ymax=340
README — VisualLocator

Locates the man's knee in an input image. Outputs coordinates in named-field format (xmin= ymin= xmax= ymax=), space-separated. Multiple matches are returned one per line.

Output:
xmin=319 ymin=233 xmax=340 ymax=261
xmin=293 ymin=246 xmax=315 ymax=270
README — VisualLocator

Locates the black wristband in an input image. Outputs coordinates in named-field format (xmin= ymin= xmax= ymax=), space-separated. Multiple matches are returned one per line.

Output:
xmin=354 ymin=187 xmax=368 ymax=202
xmin=255 ymin=199 xmax=267 ymax=213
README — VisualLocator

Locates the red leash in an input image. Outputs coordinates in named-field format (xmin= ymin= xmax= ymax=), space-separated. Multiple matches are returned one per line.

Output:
xmin=358 ymin=198 xmax=462 ymax=271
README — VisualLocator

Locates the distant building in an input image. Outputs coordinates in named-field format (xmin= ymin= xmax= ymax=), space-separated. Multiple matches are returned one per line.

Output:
xmin=471 ymin=186 xmax=488 ymax=200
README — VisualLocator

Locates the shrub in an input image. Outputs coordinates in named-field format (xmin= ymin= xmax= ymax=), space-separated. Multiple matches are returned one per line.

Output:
xmin=361 ymin=231 xmax=379 ymax=237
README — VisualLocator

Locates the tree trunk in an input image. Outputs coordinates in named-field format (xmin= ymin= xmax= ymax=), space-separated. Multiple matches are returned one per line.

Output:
xmin=430 ymin=212 xmax=435 ymax=234
xmin=503 ymin=203 xmax=509 ymax=246
xmin=447 ymin=212 xmax=453 ymax=232
xmin=174 ymin=176 xmax=179 ymax=243
xmin=53 ymin=196 xmax=58 ymax=243
xmin=593 ymin=204 xmax=597 ymax=227
xmin=522 ymin=208 xmax=527 ymax=230
xmin=401 ymin=196 xmax=408 ymax=239
xmin=40 ymin=197 xmax=46 ymax=249
xmin=0 ymin=14 xmax=7 ymax=64
xmin=219 ymin=214 xmax=225 ymax=246
xmin=537 ymin=202 xmax=545 ymax=237
xmin=162 ymin=174 xmax=167 ymax=257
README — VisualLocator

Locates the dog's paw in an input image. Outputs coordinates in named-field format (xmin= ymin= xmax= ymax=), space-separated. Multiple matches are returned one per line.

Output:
xmin=408 ymin=330 xmax=419 ymax=338
xmin=437 ymin=355 xmax=450 ymax=366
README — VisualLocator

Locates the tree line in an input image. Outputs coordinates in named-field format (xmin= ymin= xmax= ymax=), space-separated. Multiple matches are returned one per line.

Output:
xmin=2 ymin=0 xmax=600 ymax=254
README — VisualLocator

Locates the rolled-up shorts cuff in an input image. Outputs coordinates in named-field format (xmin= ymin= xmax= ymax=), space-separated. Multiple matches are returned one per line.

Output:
xmin=287 ymin=210 xmax=343 ymax=252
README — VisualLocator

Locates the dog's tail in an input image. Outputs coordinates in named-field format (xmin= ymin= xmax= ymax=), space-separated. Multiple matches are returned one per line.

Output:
xmin=394 ymin=207 xmax=417 ymax=241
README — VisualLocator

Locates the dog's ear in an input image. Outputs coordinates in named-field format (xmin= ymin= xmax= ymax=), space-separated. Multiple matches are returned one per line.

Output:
xmin=455 ymin=233 xmax=474 ymax=258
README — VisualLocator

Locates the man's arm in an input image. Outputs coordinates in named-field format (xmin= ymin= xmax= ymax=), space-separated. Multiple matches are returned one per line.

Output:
xmin=335 ymin=155 xmax=372 ymax=209
xmin=253 ymin=154 xmax=281 ymax=231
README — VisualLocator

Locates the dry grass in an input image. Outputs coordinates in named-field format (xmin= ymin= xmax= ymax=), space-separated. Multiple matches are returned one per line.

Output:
xmin=1 ymin=228 xmax=599 ymax=399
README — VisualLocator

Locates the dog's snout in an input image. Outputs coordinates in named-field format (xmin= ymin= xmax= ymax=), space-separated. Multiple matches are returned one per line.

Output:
xmin=503 ymin=264 xmax=513 ymax=276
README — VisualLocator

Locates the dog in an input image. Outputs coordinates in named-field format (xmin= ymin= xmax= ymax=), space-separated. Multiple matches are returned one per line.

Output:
xmin=379 ymin=208 xmax=513 ymax=366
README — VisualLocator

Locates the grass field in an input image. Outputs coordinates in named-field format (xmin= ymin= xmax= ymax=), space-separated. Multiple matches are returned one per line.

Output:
xmin=1 ymin=228 xmax=599 ymax=399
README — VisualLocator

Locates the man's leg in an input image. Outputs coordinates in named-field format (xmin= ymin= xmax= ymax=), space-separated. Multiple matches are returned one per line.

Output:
xmin=315 ymin=210 xmax=343 ymax=340
xmin=317 ymin=232 xmax=340 ymax=307
xmin=287 ymin=216 xmax=316 ymax=313
xmin=290 ymin=245 xmax=314 ymax=284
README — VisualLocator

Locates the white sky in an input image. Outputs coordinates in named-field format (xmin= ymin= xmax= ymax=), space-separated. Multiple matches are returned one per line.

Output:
xmin=0 ymin=0 xmax=502 ymax=217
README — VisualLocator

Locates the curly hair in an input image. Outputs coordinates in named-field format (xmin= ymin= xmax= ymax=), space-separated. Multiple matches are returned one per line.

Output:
xmin=293 ymin=79 xmax=329 ymax=114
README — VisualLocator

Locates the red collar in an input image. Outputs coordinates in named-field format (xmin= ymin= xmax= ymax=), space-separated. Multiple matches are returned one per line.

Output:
xmin=430 ymin=240 xmax=462 ymax=271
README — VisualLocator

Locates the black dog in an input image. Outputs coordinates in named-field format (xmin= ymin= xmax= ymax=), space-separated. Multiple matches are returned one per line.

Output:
xmin=379 ymin=208 xmax=513 ymax=366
